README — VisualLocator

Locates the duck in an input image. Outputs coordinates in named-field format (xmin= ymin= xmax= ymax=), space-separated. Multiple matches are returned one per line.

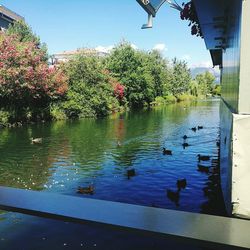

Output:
xmin=198 ymin=126 xmax=203 ymax=130
xmin=177 ymin=179 xmax=187 ymax=190
xmin=197 ymin=164 xmax=209 ymax=173
xmin=191 ymin=127 xmax=197 ymax=132
xmin=197 ymin=154 xmax=210 ymax=162
xmin=127 ymin=168 xmax=136 ymax=178
xmin=30 ymin=137 xmax=43 ymax=144
xmin=182 ymin=142 xmax=190 ymax=149
xmin=183 ymin=135 xmax=188 ymax=140
xmin=216 ymin=141 xmax=220 ymax=147
xmin=167 ymin=189 xmax=180 ymax=206
xmin=77 ymin=185 xmax=94 ymax=195
xmin=163 ymin=147 xmax=172 ymax=155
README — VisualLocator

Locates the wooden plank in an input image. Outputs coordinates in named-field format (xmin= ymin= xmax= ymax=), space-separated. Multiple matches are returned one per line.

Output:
xmin=0 ymin=186 xmax=249 ymax=249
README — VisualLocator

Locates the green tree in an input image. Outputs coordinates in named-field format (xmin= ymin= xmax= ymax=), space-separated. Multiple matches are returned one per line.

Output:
xmin=61 ymin=54 xmax=120 ymax=118
xmin=146 ymin=50 xmax=170 ymax=97
xmin=195 ymin=71 xmax=215 ymax=96
xmin=168 ymin=58 xmax=192 ymax=96
xmin=6 ymin=20 xmax=48 ymax=61
xmin=106 ymin=42 xmax=156 ymax=107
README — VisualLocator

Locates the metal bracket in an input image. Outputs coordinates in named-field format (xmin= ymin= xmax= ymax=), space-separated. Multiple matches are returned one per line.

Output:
xmin=141 ymin=14 xmax=153 ymax=29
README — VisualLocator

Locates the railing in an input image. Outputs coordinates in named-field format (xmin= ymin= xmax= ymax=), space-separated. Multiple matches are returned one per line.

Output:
xmin=0 ymin=186 xmax=249 ymax=249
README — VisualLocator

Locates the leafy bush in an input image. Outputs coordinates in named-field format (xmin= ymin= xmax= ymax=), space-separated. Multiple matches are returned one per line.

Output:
xmin=50 ymin=104 xmax=67 ymax=120
xmin=0 ymin=110 xmax=10 ymax=126
xmin=164 ymin=95 xmax=177 ymax=103
xmin=212 ymin=85 xmax=221 ymax=96
xmin=0 ymin=29 xmax=68 ymax=121
xmin=176 ymin=94 xmax=196 ymax=102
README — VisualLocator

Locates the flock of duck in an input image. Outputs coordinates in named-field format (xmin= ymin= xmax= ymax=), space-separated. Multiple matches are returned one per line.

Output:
xmin=164 ymin=125 xmax=221 ymax=207
xmin=32 ymin=124 xmax=218 ymax=205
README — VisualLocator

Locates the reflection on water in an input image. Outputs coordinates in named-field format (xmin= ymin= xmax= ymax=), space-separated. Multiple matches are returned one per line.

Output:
xmin=0 ymin=99 xmax=226 ymax=249
xmin=0 ymin=99 xmax=225 ymax=211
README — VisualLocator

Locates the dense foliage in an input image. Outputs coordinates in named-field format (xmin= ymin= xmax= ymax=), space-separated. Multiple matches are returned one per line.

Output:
xmin=106 ymin=42 xmax=184 ymax=107
xmin=0 ymin=22 xmax=219 ymax=126
xmin=59 ymin=55 xmax=122 ymax=118
xmin=0 ymin=22 xmax=67 ymax=124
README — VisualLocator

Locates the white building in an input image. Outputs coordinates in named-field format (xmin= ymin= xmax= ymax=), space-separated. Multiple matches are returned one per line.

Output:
xmin=53 ymin=48 xmax=108 ymax=65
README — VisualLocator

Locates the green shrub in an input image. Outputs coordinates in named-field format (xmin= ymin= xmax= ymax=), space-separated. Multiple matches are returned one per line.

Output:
xmin=154 ymin=96 xmax=166 ymax=105
xmin=212 ymin=85 xmax=221 ymax=96
xmin=176 ymin=94 xmax=196 ymax=102
xmin=164 ymin=95 xmax=177 ymax=103
xmin=50 ymin=105 xmax=67 ymax=120
xmin=0 ymin=110 xmax=10 ymax=126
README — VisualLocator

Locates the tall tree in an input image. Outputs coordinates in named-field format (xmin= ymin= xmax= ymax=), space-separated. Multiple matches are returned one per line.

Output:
xmin=106 ymin=42 xmax=155 ymax=107
xmin=195 ymin=71 xmax=215 ymax=95
xmin=168 ymin=58 xmax=192 ymax=96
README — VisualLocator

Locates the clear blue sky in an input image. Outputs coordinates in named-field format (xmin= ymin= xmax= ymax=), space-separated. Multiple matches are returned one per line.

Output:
xmin=1 ymin=0 xmax=212 ymax=67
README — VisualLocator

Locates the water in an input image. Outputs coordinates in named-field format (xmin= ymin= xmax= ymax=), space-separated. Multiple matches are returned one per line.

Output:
xmin=0 ymin=99 xmax=225 ymax=249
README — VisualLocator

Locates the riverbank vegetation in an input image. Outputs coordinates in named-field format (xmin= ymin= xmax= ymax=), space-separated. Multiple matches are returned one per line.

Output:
xmin=0 ymin=21 xmax=220 ymax=126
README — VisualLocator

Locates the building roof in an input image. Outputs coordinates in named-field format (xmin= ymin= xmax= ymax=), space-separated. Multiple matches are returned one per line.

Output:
xmin=0 ymin=5 xmax=24 ymax=22
xmin=54 ymin=48 xmax=101 ymax=57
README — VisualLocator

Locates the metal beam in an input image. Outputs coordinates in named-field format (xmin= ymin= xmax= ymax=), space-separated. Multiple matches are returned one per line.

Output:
xmin=0 ymin=186 xmax=249 ymax=249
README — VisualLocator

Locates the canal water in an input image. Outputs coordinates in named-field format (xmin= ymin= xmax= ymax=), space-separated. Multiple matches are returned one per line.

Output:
xmin=0 ymin=99 xmax=225 ymax=249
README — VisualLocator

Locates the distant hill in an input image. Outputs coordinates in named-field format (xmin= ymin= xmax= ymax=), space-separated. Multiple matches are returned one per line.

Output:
xmin=190 ymin=67 xmax=221 ymax=83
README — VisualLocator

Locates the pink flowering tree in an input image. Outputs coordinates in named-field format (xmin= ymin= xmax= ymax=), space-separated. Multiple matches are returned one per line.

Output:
xmin=0 ymin=31 xmax=68 ymax=121
xmin=103 ymin=69 xmax=125 ymax=103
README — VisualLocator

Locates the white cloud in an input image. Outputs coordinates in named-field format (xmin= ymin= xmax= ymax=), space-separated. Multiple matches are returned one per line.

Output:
xmin=153 ymin=43 xmax=168 ymax=52
xmin=95 ymin=45 xmax=114 ymax=54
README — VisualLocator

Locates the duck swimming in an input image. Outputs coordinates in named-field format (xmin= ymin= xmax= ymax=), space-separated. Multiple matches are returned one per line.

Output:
xmin=163 ymin=147 xmax=172 ymax=155
xmin=198 ymin=126 xmax=203 ymax=130
xmin=197 ymin=164 xmax=209 ymax=173
xmin=183 ymin=135 xmax=188 ymax=140
xmin=30 ymin=137 xmax=42 ymax=144
xmin=197 ymin=154 xmax=210 ymax=162
xmin=191 ymin=127 xmax=197 ymax=132
xmin=77 ymin=185 xmax=94 ymax=195
xmin=182 ymin=142 xmax=190 ymax=149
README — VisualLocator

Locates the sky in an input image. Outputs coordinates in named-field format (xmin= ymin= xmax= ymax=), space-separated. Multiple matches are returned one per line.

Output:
xmin=1 ymin=0 xmax=213 ymax=68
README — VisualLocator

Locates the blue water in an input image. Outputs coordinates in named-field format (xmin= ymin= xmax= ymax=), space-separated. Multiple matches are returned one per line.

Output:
xmin=0 ymin=99 xmax=224 ymax=249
